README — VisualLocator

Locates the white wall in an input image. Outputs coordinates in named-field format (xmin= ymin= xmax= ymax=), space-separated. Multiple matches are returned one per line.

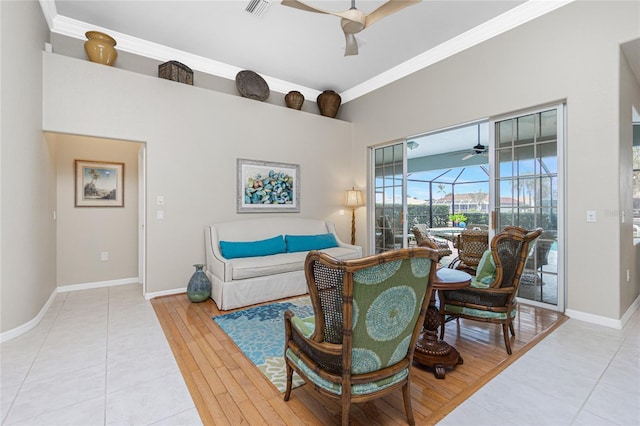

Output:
xmin=341 ymin=0 xmax=640 ymax=320
xmin=42 ymin=53 xmax=355 ymax=296
xmin=49 ymin=133 xmax=140 ymax=286
xmin=0 ymin=0 xmax=56 ymax=333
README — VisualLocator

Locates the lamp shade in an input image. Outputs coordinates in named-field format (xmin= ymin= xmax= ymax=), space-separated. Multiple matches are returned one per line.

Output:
xmin=345 ymin=189 xmax=364 ymax=207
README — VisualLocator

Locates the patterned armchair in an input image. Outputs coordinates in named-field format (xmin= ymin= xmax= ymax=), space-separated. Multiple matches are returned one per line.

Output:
xmin=439 ymin=226 xmax=542 ymax=354
xmin=284 ymin=248 xmax=439 ymax=426
xmin=411 ymin=224 xmax=452 ymax=259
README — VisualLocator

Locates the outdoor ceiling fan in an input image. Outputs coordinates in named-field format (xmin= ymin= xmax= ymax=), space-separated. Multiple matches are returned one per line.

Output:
xmin=462 ymin=143 xmax=488 ymax=160
xmin=281 ymin=0 xmax=420 ymax=56
xmin=461 ymin=124 xmax=488 ymax=160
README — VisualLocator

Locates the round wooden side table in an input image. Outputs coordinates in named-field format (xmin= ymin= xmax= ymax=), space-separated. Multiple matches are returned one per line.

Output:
xmin=414 ymin=268 xmax=471 ymax=379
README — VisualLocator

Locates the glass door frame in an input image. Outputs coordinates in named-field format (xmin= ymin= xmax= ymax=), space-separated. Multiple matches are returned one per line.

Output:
xmin=489 ymin=102 xmax=566 ymax=312
xmin=369 ymin=140 xmax=409 ymax=254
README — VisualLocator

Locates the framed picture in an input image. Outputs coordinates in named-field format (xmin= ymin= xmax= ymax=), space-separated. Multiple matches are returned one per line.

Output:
xmin=75 ymin=160 xmax=124 ymax=207
xmin=237 ymin=158 xmax=300 ymax=213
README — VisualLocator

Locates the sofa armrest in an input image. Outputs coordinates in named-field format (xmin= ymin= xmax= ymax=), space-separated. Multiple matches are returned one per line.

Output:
xmin=325 ymin=221 xmax=363 ymax=257
xmin=205 ymin=225 xmax=230 ymax=282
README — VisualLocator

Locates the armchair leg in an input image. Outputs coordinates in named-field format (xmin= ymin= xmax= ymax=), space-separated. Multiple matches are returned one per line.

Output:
xmin=402 ymin=382 xmax=416 ymax=426
xmin=508 ymin=322 xmax=515 ymax=336
xmin=341 ymin=395 xmax=351 ymax=426
xmin=284 ymin=361 xmax=293 ymax=401
xmin=502 ymin=323 xmax=512 ymax=355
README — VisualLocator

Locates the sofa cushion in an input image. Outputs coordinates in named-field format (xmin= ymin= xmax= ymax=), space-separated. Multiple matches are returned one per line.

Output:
xmin=230 ymin=246 xmax=360 ymax=280
xmin=285 ymin=233 xmax=338 ymax=253
xmin=219 ymin=235 xmax=285 ymax=259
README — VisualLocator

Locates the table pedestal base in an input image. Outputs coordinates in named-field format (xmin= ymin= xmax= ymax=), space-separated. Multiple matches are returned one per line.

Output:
xmin=413 ymin=268 xmax=470 ymax=379
xmin=414 ymin=329 xmax=463 ymax=379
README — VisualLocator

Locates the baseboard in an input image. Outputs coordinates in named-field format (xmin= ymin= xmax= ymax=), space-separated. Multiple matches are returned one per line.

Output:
xmin=0 ymin=289 xmax=58 ymax=344
xmin=0 ymin=277 xmax=141 ymax=343
xmin=620 ymin=294 xmax=640 ymax=328
xmin=565 ymin=294 xmax=640 ymax=330
xmin=145 ymin=287 xmax=186 ymax=300
xmin=57 ymin=277 xmax=140 ymax=293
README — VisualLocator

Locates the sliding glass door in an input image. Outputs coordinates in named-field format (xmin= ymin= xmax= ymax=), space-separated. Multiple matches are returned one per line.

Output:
xmin=372 ymin=142 xmax=407 ymax=253
xmin=491 ymin=104 xmax=564 ymax=310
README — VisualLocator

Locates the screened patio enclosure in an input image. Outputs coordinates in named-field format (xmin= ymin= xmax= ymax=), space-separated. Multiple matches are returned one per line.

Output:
xmin=374 ymin=122 xmax=491 ymax=254
xmin=372 ymin=111 xmax=563 ymax=311
xmin=406 ymin=164 xmax=490 ymax=229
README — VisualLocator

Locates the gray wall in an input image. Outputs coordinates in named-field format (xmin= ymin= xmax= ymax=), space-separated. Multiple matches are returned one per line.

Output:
xmin=1 ymin=0 xmax=56 ymax=332
xmin=42 ymin=53 xmax=355 ymax=297
xmin=340 ymin=0 xmax=640 ymax=320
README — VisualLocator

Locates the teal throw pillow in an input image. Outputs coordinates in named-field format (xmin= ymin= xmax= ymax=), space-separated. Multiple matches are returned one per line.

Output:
xmin=219 ymin=235 xmax=285 ymax=259
xmin=285 ymin=233 xmax=338 ymax=253
xmin=471 ymin=249 xmax=496 ymax=288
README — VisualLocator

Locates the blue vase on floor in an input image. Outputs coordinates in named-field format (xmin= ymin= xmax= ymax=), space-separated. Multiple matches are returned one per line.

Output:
xmin=187 ymin=264 xmax=211 ymax=303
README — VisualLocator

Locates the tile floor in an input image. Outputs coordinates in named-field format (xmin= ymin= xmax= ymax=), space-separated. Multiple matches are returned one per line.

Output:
xmin=1 ymin=283 xmax=638 ymax=425
xmin=0 ymin=284 xmax=199 ymax=426
xmin=440 ymin=305 xmax=640 ymax=426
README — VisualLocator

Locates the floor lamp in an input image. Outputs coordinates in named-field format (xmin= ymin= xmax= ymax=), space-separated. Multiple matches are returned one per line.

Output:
xmin=345 ymin=188 xmax=364 ymax=245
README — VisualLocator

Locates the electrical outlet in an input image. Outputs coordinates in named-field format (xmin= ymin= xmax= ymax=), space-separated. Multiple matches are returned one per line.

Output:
xmin=586 ymin=210 xmax=597 ymax=223
xmin=101 ymin=251 xmax=109 ymax=261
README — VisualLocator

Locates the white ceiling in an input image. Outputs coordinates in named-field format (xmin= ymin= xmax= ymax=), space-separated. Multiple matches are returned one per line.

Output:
xmin=41 ymin=0 xmax=575 ymax=103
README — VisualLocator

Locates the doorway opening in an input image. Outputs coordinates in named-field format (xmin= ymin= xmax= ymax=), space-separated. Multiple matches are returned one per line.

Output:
xmin=46 ymin=132 xmax=146 ymax=295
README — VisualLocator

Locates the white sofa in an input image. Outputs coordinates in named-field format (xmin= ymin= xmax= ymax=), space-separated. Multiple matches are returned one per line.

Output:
xmin=205 ymin=217 xmax=362 ymax=310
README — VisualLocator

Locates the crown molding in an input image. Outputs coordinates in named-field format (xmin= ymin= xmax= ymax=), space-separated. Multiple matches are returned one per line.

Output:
xmin=39 ymin=0 xmax=321 ymax=101
xmin=40 ymin=0 xmax=573 ymax=104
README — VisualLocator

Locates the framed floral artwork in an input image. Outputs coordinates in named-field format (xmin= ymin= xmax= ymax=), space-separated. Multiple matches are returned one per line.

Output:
xmin=75 ymin=160 xmax=124 ymax=207
xmin=237 ymin=159 xmax=299 ymax=213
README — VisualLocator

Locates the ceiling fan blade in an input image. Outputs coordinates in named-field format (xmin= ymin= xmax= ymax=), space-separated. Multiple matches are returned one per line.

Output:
xmin=344 ymin=32 xmax=359 ymax=56
xmin=462 ymin=153 xmax=474 ymax=161
xmin=281 ymin=0 xmax=357 ymax=21
xmin=365 ymin=0 xmax=420 ymax=28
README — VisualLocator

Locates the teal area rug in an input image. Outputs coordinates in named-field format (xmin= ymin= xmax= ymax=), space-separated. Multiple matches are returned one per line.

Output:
xmin=213 ymin=296 xmax=315 ymax=392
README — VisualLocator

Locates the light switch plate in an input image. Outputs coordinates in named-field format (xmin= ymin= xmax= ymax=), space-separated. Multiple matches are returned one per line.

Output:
xmin=586 ymin=210 xmax=597 ymax=223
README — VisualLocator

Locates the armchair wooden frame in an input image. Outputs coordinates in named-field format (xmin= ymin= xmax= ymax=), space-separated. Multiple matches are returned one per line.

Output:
xmin=439 ymin=226 xmax=542 ymax=354
xmin=449 ymin=228 xmax=489 ymax=273
xmin=284 ymin=248 xmax=439 ymax=426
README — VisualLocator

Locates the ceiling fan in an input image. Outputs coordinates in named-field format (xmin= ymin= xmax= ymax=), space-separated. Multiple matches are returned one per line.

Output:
xmin=461 ymin=143 xmax=488 ymax=160
xmin=460 ymin=124 xmax=488 ymax=160
xmin=281 ymin=0 xmax=420 ymax=56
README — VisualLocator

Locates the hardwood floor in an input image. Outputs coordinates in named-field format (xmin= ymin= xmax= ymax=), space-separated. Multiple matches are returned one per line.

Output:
xmin=151 ymin=295 xmax=566 ymax=426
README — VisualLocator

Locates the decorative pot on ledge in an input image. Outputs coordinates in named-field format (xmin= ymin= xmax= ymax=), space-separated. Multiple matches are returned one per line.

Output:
xmin=84 ymin=31 xmax=118 ymax=66
xmin=317 ymin=90 xmax=341 ymax=118
xmin=187 ymin=264 xmax=211 ymax=303
xmin=285 ymin=91 xmax=304 ymax=110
